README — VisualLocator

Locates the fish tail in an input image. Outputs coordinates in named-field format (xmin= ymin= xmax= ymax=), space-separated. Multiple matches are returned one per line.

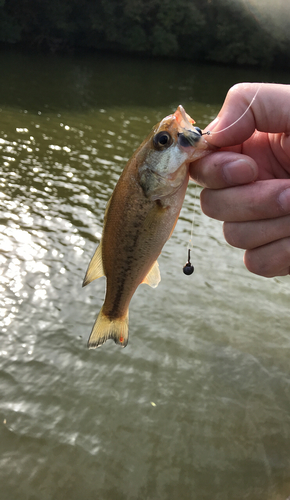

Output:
xmin=87 ymin=306 xmax=129 ymax=349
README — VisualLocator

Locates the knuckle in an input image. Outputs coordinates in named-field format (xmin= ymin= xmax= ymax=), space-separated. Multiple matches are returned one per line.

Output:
xmin=228 ymin=82 xmax=255 ymax=97
xmin=228 ymin=83 xmax=243 ymax=95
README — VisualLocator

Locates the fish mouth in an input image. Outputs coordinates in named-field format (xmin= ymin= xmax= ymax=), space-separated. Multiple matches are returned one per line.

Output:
xmin=177 ymin=131 xmax=201 ymax=147
xmin=174 ymin=105 xmax=203 ymax=147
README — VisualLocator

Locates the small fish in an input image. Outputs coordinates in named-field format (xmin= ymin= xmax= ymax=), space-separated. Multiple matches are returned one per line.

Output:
xmin=83 ymin=105 xmax=214 ymax=348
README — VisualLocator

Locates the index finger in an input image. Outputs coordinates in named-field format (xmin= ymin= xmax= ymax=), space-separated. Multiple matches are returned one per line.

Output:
xmin=205 ymin=83 xmax=290 ymax=148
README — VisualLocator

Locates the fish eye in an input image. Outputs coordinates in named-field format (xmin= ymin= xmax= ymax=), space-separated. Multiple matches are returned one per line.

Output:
xmin=153 ymin=131 xmax=173 ymax=150
xmin=194 ymin=127 xmax=202 ymax=135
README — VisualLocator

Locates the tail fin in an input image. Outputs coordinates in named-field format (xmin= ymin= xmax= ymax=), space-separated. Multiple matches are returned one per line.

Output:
xmin=87 ymin=306 xmax=129 ymax=349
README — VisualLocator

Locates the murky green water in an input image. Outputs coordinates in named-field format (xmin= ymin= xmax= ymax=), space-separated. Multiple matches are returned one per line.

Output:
xmin=1 ymin=50 xmax=290 ymax=500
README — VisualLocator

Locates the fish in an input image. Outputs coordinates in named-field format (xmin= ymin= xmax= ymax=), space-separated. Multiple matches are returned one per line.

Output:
xmin=83 ymin=105 xmax=214 ymax=348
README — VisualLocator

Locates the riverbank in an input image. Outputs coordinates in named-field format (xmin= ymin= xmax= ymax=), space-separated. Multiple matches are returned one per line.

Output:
xmin=1 ymin=0 xmax=290 ymax=68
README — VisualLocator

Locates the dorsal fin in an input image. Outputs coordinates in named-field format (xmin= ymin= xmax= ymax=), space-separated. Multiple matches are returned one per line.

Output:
xmin=142 ymin=260 xmax=161 ymax=288
xmin=82 ymin=243 xmax=104 ymax=287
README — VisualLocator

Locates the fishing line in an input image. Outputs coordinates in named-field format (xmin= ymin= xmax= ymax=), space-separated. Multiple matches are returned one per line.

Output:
xmin=188 ymin=183 xmax=197 ymax=252
xmin=183 ymin=184 xmax=197 ymax=276
xmin=202 ymin=85 xmax=261 ymax=136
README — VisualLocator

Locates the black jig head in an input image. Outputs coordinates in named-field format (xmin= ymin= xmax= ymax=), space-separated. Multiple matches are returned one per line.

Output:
xmin=183 ymin=249 xmax=194 ymax=275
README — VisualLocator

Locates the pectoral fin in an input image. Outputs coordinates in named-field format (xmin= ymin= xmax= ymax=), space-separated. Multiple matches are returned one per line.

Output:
xmin=142 ymin=260 xmax=161 ymax=288
xmin=82 ymin=243 xmax=104 ymax=287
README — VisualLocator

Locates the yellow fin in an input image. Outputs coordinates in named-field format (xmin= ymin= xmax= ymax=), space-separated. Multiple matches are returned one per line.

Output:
xmin=82 ymin=243 xmax=104 ymax=287
xmin=88 ymin=307 xmax=129 ymax=348
xmin=142 ymin=260 xmax=161 ymax=288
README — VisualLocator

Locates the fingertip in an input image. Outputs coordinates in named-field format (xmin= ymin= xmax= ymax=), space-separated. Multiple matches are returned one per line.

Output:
xmin=223 ymin=221 xmax=241 ymax=249
xmin=243 ymin=248 xmax=274 ymax=277
xmin=243 ymin=248 xmax=266 ymax=276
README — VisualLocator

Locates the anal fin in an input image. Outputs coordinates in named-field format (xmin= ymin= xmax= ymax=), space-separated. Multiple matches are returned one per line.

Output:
xmin=83 ymin=242 xmax=104 ymax=287
xmin=142 ymin=260 xmax=161 ymax=288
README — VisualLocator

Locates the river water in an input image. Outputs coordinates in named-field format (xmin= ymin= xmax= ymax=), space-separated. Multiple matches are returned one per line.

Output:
xmin=1 ymin=50 xmax=290 ymax=500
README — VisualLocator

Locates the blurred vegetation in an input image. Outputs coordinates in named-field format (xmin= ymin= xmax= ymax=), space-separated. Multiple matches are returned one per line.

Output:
xmin=0 ymin=0 xmax=288 ymax=67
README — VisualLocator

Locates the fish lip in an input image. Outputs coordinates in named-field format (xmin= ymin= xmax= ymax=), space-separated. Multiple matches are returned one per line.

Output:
xmin=174 ymin=105 xmax=196 ymax=129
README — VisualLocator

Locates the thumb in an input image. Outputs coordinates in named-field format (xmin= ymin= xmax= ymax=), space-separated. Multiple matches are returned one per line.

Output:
xmin=204 ymin=82 xmax=290 ymax=148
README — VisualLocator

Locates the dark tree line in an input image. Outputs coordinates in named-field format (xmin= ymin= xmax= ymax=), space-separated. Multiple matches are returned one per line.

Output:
xmin=0 ymin=0 xmax=288 ymax=67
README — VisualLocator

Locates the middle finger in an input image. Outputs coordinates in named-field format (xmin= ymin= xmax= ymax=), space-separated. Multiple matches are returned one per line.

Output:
xmin=200 ymin=179 xmax=290 ymax=222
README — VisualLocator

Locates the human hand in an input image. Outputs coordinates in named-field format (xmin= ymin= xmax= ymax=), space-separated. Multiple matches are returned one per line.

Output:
xmin=190 ymin=82 xmax=290 ymax=277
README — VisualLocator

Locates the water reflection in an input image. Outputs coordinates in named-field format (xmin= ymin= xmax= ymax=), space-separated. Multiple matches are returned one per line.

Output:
xmin=1 ymin=52 xmax=290 ymax=500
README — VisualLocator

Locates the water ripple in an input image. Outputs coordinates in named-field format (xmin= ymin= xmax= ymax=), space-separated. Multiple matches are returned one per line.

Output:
xmin=1 ymin=72 xmax=290 ymax=499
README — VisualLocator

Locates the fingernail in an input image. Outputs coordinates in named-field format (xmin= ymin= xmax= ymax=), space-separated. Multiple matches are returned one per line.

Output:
xmin=206 ymin=117 xmax=219 ymax=132
xmin=223 ymin=159 xmax=256 ymax=185
xmin=278 ymin=188 xmax=290 ymax=212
